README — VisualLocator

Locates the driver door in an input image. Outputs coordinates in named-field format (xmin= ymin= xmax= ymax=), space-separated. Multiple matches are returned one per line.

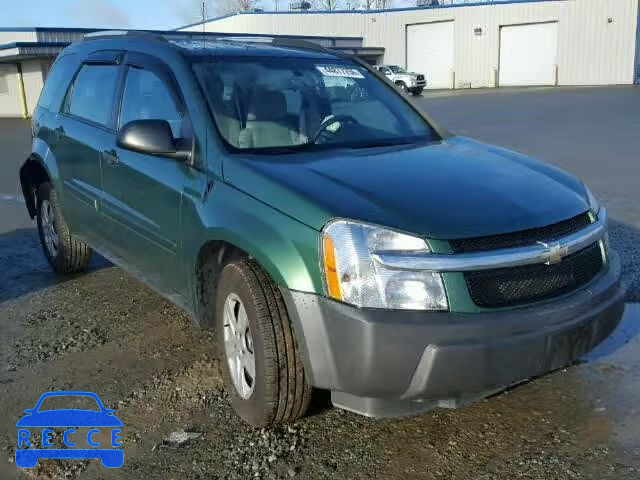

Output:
xmin=100 ymin=52 xmax=191 ymax=294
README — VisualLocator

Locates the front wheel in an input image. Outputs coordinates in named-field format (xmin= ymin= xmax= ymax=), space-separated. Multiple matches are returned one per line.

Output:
xmin=36 ymin=182 xmax=92 ymax=275
xmin=411 ymin=87 xmax=424 ymax=96
xmin=215 ymin=260 xmax=312 ymax=427
xmin=396 ymin=81 xmax=409 ymax=94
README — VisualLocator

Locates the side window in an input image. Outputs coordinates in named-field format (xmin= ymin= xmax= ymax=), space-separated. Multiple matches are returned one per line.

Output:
xmin=66 ymin=64 xmax=119 ymax=126
xmin=119 ymin=67 xmax=182 ymax=138
xmin=37 ymin=54 xmax=78 ymax=111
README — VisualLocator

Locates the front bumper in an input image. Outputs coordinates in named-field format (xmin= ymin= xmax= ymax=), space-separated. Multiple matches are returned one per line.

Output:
xmin=281 ymin=253 xmax=625 ymax=417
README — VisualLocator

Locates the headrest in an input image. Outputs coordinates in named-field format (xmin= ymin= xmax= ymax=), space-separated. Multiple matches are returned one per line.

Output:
xmin=247 ymin=89 xmax=288 ymax=121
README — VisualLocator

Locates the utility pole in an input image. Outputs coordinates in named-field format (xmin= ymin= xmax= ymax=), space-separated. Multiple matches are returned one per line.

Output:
xmin=201 ymin=2 xmax=206 ymax=33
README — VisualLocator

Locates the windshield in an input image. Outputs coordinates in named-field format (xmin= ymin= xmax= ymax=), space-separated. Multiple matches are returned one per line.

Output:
xmin=389 ymin=66 xmax=407 ymax=74
xmin=193 ymin=56 xmax=438 ymax=152
xmin=37 ymin=395 xmax=101 ymax=412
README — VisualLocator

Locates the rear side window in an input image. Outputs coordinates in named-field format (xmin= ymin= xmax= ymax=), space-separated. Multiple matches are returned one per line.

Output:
xmin=119 ymin=67 xmax=182 ymax=137
xmin=37 ymin=54 xmax=78 ymax=111
xmin=66 ymin=64 xmax=119 ymax=127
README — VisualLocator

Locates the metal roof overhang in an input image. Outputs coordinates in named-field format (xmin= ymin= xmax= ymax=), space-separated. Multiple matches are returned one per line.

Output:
xmin=0 ymin=42 xmax=67 ymax=61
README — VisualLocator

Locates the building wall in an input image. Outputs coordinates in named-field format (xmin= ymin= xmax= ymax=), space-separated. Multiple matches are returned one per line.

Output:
xmin=0 ymin=64 xmax=24 ymax=117
xmin=636 ymin=0 xmax=640 ymax=84
xmin=21 ymin=59 xmax=46 ymax=114
xmin=183 ymin=0 xmax=639 ymax=88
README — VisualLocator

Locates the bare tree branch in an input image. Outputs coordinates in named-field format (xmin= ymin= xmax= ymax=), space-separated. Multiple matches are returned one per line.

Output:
xmin=311 ymin=0 xmax=343 ymax=10
xmin=210 ymin=0 xmax=261 ymax=15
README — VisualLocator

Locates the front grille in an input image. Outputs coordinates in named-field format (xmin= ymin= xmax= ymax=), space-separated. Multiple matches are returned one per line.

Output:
xmin=417 ymin=75 xmax=425 ymax=81
xmin=464 ymin=242 xmax=603 ymax=308
xmin=450 ymin=212 xmax=593 ymax=253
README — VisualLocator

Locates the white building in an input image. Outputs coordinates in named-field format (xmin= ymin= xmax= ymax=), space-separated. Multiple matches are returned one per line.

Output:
xmin=180 ymin=0 xmax=640 ymax=89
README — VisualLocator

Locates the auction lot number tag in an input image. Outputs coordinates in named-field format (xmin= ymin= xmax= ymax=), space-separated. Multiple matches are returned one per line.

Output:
xmin=317 ymin=66 xmax=365 ymax=79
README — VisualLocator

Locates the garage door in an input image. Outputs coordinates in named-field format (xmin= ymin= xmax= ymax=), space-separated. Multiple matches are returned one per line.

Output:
xmin=406 ymin=21 xmax=454 ymax=89
xmin=499 ymin=22 xmax=558 ymax=86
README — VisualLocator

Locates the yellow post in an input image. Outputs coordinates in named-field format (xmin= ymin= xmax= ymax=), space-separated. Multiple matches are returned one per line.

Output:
xmin=15 ymin=63 xmax=29 ymax=119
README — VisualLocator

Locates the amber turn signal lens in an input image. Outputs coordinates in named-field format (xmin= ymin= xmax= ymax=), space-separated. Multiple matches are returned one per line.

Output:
xmin=322 ymin=235 xmax=342 ymax=301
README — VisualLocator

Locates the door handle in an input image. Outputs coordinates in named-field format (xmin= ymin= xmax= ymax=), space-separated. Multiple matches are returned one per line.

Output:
xmin=54 ymin=126 xmax=65 ymax=139
xmin=103 ymin=149 xmax=119 ymax=166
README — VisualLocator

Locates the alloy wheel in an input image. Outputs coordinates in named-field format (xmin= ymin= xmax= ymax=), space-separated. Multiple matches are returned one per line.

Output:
xmin=223 ymin=293 xmax=256 ymax=399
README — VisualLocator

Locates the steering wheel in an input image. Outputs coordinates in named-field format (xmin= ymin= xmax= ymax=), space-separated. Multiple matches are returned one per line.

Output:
xmin=311 ymin=115 xmax=360 ymax=144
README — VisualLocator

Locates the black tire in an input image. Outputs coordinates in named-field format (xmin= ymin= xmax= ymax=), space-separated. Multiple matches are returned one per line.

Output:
xmin=36 ymin=182 xmax=92 ymax=275
xmin=215 ymin=260 xmax=312 ymax=427
xmin=411 ymin=88 xmax=424 ymax=96
xmin=396 ymin=81 xmax=409 ymax=94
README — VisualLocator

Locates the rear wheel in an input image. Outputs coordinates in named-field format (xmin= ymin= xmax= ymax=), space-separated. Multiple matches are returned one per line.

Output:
xmin=36 ymin=182 xmax=92 ymax=275
xmin=215 ymin=260 xmax=312 ymax=427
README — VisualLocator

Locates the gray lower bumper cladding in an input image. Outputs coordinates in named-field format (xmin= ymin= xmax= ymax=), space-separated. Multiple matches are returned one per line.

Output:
xmin=281 ymin=254 xmax=625 ymax=418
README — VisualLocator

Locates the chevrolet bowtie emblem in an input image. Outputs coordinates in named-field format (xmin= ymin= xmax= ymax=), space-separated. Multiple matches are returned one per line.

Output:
xmin=538 ymin=241 xmax=569 ymax=265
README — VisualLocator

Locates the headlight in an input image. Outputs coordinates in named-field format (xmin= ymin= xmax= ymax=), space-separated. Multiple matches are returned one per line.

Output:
xmin=321 ymin=220 xmax=448 ymax=311
xmin=584 ymin=185 xmax=600 ymax=214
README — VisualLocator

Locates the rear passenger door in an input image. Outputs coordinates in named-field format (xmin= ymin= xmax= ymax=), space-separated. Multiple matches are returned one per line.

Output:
xmin=100 ymin=52 xmax=190 ymax=293
xmin=53 ymin=52 xmax=123 ymax=242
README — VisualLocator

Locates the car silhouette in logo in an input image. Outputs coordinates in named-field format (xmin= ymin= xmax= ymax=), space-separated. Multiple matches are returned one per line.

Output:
xmin=16 ymin=391 xmax=123 ymax=468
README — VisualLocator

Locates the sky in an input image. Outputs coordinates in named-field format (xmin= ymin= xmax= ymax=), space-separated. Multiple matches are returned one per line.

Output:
xmin=0 ymin=0 xmax=425 ymax=31
xmin=0 ymin=0 xmax=246 ymax=31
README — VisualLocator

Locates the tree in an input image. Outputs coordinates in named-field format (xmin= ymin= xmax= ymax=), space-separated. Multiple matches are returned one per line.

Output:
xmin=312 ymin=0 xmax=342 ymax=10
xmin=361 ymin=0 xmax=394 ymax=8
xmin=210 ymin=0 xmax=261 ymax=15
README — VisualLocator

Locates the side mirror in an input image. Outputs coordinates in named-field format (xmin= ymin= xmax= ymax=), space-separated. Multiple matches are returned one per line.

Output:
xmin=116 ymin=120 xmax=191 ymax=162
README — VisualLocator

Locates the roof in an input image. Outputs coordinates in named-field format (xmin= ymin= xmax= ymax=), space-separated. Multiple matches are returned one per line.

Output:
xmin=176 ymin=0 xmax=557 ymax=31
xmin=0 ymin=41 xmax=69 ymax=60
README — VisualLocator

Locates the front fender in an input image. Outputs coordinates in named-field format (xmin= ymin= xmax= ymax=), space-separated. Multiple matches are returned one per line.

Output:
xmin=181 ymin=181 xmax=324 ymax=311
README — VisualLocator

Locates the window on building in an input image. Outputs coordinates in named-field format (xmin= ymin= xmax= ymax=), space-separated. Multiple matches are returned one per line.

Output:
xmin=119 ymin=67 xmax=183 ymax=138
xmin=0 ymin=74 xmax=9 ymax=95
xmin=66 ymin=64 xmax=119 ymax=127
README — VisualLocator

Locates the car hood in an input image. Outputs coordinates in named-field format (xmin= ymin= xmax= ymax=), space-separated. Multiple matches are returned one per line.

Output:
xmin=225 ymin=136 xmax=589 ymax=239
xmin=16 ymin=410 xmax=123 ymax=427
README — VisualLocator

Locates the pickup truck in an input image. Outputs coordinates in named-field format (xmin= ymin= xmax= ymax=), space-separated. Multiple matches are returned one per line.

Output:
xmin=374 ymin=64 xmax=426 ymax=95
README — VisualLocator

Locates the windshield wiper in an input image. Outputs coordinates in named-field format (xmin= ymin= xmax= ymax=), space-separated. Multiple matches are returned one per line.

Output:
xmin=344 ymin=139 xmax=422 ymax=149
xmin=244 ymin=143 xmax=317 ymax=155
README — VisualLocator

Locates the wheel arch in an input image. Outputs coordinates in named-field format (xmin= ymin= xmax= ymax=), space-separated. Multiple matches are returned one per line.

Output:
xmin=19 ymin=154 xmax=51 ymax=219
xmin=194 ymin=239 xmax=250 ymax=328
xmin=191 ymin=223 xmax=321 ymax=329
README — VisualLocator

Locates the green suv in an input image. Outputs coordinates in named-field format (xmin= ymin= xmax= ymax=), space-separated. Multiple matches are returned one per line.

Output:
xmin=20 ymin=32 xmax=625 ymax=426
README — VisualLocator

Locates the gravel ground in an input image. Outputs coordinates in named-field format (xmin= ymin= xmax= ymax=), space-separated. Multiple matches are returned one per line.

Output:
xmin=1 ymin=88 xmax=639 ymax=479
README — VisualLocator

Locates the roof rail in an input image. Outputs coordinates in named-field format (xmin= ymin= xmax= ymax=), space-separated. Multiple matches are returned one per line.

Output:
xmin=82 ymin=30 xmax=339 ymax=55
xmin=83 ymin=30 xmax=168 ymax=42
xmin=270 ymin=37 xmax=330 ymax=52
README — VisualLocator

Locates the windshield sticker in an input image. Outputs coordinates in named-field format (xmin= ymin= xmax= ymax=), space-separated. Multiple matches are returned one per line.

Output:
xmin=316 ymin=66 xmax=364 ymax=79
